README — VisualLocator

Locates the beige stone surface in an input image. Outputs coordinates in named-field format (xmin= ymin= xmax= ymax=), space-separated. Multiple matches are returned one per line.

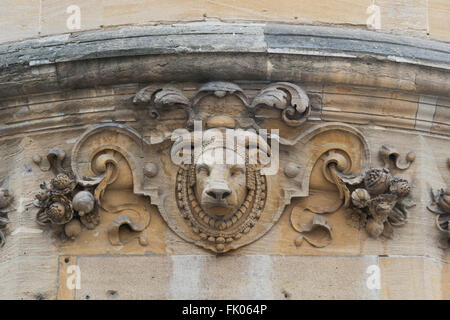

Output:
xmin=1 ymin=0 xmax=450 ymax=43
xmin=70 ymin=254 xmax=379 ymax=299
xmin=0 ymin=0 xmax=40 ymax=44
xmin=377 ymin=0 xmax=428 ymax=36
xmin=379 ymin=257 xmax=448 ymax=299
xmin=429 ymin=0 xmax=450 ymax=42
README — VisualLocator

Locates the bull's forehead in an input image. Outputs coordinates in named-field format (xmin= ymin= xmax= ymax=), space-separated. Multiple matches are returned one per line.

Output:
xmin=196 ymin=148 xmax=245 ymax=167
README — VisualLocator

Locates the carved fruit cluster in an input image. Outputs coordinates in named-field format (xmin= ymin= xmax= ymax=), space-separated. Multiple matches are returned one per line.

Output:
xmin=34 ymin=173 xmax=98 ymax=240
xmin=347 ymin=168 xmax=414 ymax=239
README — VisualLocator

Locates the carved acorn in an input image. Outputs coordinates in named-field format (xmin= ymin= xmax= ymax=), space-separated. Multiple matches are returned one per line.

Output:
xmin=364 ymin=168 xmax=392 ymax=196
xmin=351 ymin=188 xmax=371 ymax=208
xmin=72 ymin=191 xmax=95 ymax=216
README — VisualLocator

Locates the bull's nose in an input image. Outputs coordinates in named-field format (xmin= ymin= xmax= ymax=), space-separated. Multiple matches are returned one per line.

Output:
xmin=205 ymin=184 xmax=232 ymax=200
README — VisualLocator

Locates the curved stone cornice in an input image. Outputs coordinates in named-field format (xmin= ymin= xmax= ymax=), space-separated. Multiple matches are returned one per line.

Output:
xmin=0 ymin=22 xmax=449 ymax=99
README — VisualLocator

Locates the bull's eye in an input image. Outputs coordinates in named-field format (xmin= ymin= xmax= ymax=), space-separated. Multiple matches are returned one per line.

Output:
xmin=230 ymin=165 xmax=244 ymax=177
xmin=197 ymin=164 xmax=210 ymax=176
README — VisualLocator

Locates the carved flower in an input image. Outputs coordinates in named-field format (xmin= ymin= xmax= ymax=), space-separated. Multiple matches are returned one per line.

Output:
xmin=44 ymin=195 xmax=74 ymax=225
xmin=364 ymin=168 xmax=392 ymax=196
xmin=47 ymin=202 xmax=66 ymax=221
xmin=351 ymin=188 xmax=371 ymax=208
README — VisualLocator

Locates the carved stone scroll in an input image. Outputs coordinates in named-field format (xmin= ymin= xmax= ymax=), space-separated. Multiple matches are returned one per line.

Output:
xmin=250 ymin=82 xmax=310 ymax=127
xmin=379 ymin=145 xmax=415 ymax=170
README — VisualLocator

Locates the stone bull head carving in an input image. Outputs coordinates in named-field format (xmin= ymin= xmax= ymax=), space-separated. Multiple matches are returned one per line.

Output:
xmin=171 ymin=127 xmax=272 ymax=250
xmin=58 ymin=82 xmax=386 ymax=253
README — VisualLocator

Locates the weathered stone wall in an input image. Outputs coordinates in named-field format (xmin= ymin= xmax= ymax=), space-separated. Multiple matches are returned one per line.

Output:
xmin=0 ymin=21 xmax=449 ymax=300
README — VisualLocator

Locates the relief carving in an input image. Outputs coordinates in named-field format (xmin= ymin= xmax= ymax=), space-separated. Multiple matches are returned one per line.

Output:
xmin=291 ymin=145 xmax=415 ymax=246
xmin=379 ymin=145 xmax=415 ymax=170
xmin=344 ymin=168 xmax=414 ymax=239
xmin=33 ymin=150 xmax=99 ymax=240
xmin=32 ymin=81 xmax=417 ymax=253
xmin=427 ymin=159 xmax=450 ymax=249
xmin=0 ymin=189 xmax=13 ymax=248
xmin=173 ymin=128 xmax=268 ymax=251
xmin=323 ymin=161 xmax=415 ymax=239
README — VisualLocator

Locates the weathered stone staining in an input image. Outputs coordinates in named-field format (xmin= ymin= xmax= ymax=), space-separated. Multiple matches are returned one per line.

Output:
xmin=0 ymin=189 xmax=13 ymax=248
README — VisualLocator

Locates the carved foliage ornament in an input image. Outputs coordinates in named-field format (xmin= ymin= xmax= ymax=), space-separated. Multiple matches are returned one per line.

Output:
xmin=0 ymin=189 xmax=13 ymax=248
xmin=291 ymin=145 xmax=415 ymax=246
xmin=33 ymin=150 xmax=99 ymax=240
xmin=427 ymin=159 xmax=450 ymax=249
xmin=33 ymin=82 xmax=415 ymax=253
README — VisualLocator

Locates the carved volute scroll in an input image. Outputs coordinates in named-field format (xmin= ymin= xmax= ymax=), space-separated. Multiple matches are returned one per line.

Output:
xmin=33 ymin=81 xmax=416 ymax=253
xmin=249 ymin=82 xmax=310 ymax=127
xmin=0 ymin=189 xmax=13 ymax=248
xmin=379 ymin=145 xmax=415 ymax=170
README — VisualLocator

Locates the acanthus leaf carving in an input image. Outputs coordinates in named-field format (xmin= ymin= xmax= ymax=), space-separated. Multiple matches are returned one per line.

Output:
xmin=250 ymin=82 xmax=310 ymax=127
